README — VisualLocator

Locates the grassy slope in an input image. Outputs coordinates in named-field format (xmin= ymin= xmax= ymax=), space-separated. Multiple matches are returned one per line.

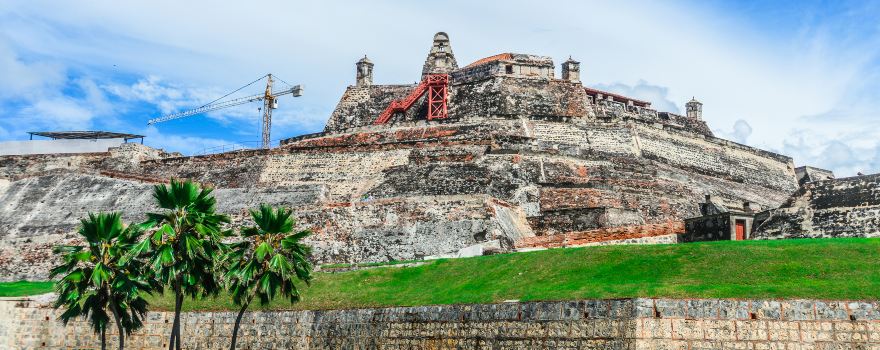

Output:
xmin=2 ymin=238 xmax=879 ymax=311
xmin=0 ymin=281 xmax=54 ymax=297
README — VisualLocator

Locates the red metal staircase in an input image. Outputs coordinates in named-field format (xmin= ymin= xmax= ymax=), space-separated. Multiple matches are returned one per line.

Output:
xmin=374 ymin=74 xmax=449 ymax=124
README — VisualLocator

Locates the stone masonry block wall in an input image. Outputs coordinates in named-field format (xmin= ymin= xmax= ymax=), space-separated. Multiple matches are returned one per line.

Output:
xmin=0 ymin=172 xmax=505 ymax=280
xmin=754 ymin=174 xmax=880 ymax=239
xmin=1 ymin=117 xmax=800 ymax=279
xmin=3 ymin=298 xmax=879 ymax=349
xmin=634 ymin=125 xmax=796 ymax=196
xmin=0 ymin=153 xmax=110 ymax=179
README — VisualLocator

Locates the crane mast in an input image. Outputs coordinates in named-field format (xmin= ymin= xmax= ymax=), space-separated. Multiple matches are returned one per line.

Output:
xmin=262 ymin=74 xmax=275 ymax=149
xmin=146 ymin=74 xmax=302 ymax=150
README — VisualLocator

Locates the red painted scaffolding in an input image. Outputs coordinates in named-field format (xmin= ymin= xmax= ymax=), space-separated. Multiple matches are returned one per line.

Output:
xmin=374 ymin=74 xmax=449 ymax=124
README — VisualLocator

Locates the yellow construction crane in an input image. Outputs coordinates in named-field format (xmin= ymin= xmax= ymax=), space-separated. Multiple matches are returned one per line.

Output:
xmin=147 ymin=74 xmax=303 ymax=149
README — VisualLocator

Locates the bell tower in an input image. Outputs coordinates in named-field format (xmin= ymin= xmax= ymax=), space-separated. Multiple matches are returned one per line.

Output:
xmin=421 ymin=32 xmax=458 ymax=78
xmin=686 ymin=97 xmax=703 ymax=119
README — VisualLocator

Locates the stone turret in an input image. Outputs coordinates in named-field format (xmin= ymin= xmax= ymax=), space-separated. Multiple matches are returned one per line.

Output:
xmin=422 ymin=32 xmax=458 ymax=78
xmin=561 ymin=56 xmax=580 ymax=83
xmin=686 ymin=97 xmax=703 ymax=119
xmin=356 ymin=55 xmax=374 ymax=87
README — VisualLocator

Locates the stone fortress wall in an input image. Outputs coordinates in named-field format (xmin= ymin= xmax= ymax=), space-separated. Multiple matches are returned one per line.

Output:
xmin=4 ymin=297 xmax=880 ymax=349
xmin=0 ymin=32 xmax=804 ymax=281
xmin=754 ymin=173 xmax=880 ymax=239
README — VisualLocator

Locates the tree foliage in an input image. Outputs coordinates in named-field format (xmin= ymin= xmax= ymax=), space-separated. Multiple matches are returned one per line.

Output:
xmin=126 ymin=179 xmax=230 ymax=350
xmin=51 ymin=212 xmax=152 ymax=350
xmin=220 ymin=204 xmax=313 ymax=349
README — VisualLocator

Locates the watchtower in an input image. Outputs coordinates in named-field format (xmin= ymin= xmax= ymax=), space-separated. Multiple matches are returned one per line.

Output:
xmin=561 ymin=57 xmax=580 ymax=83
xmin=356 ymin=56 xmax=374 ymax=87
xmin=686 ymin=97 xmax=703 ymax=119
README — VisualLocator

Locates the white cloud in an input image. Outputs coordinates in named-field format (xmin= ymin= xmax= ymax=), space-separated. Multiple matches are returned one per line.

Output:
xmin=2 ymin=78 xmax=113 ymax=132
xmin=140 ymin=126 xmax=235 ymax=156
xmin=103 ymin=76 xmax=219 ymax=115
xmin=0 ymin=41 xmax=66 ymax=99
xmin=778 ymin=128 xmax=880 ymax=177
xmin=590 ymin=80 xmax=680 ymax=114
xmin=0 ymin=34 xmax=115 ymax=134
xmin=714 ymin=119 xmax=753 ymax=144
xmin=21 ymin=97 xmax=93 ymax=129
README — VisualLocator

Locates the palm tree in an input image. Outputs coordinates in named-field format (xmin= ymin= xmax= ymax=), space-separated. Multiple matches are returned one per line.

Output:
xmin=51 ymin=212 xmax=151 ymax=350
xmin=221 ymin=204 xmax=313 ymax=350
xmin=127 ymin=179 xmax=230 ymax=350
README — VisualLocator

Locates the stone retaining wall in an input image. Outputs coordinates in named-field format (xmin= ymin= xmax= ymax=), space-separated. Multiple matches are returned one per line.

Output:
xmin=2 ymin=298 xmax=879 ymax=349
xmin=754 ymin=173 xmax=880 ymax=239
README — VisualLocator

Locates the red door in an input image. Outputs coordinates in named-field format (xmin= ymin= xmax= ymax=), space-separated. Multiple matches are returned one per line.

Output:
xmin=735 ymin=220 xmax=746 ymax=240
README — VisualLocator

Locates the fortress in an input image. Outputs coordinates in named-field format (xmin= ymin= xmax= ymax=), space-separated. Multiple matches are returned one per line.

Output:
xmin=0 ymin=32 xmax=877 ymax=282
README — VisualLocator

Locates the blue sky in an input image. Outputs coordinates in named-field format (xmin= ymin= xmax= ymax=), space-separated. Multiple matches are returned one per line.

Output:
xmin=1 ymin=1 xmax=879 ymax=176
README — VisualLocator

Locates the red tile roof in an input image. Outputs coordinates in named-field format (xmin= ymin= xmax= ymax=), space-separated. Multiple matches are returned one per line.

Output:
xmin=464 ymin=53 xmax=513 ymax=68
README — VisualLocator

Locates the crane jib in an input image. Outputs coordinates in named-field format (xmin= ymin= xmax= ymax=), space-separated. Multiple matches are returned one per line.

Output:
xmin=146 ymin=87 xmax=302 ymax=124
xmin=145 ymin=75 xmax=302 ymax=150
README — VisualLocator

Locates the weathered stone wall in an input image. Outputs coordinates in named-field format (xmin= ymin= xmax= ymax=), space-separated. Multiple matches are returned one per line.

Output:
xmin=0 ymin=143 xmax=176 ymax=180
xmin=0 ymin=152 xmax=109 ymax=179
xmin=4 ymin=297 xmax=880 ymax=349
xmin=0 ymin=173 xmax=324 ymax=281
xmin=754 ymin=174 xmax=880 ymax=239
xmin=0 ymin=117 xmax=800 ymax=280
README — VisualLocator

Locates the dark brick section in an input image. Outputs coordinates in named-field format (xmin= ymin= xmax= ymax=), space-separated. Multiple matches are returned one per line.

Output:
xmin=684 ymin=214 xmax=734 ymax=242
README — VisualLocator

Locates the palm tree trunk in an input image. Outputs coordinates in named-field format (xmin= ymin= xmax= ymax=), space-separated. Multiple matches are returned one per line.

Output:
xmin=229 ymin=302 xmax=249 ymax=350
xmin=101 ymin=325 xmax=107 ymax=350
xmin=169 ymin=292 xmax=183 ymax=350
xmin=175 ymin=293 xmax=183 ymax=350
xmin=110 ymin=302 xmax=125 ymax=350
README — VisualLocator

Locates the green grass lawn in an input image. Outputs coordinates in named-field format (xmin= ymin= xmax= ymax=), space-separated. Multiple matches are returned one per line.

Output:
xmin=0 ymin=280 xmax=54 ymax=297
xmin=3 ymin=238 xmax=879 ymax=311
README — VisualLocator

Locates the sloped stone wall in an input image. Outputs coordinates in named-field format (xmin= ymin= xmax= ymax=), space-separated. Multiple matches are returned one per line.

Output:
xmin=754 ymin=174 xmax=880 ymax=239
xmin=0 ymin=117 xmax=800 ymax=280
xmin=3 ymin=298 xmax=879 ymax=349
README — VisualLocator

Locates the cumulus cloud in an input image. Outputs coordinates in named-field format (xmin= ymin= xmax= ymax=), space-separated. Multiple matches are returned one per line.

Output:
xmin=778 ymin=128 xmax=880 ymax=177
xmin=0 ymin=42 xmax=66 ymax=100
xmin=103 ymin=76 xmax=223 ymax=116
xmin=590 ymin=80 xmax=681 ymax=114
xmin=714 ymin=119 xmax=753 ymax=144
xmin=0 ymin=78 xmax=113 ymax=133
xmin=0 ymin=34 xmax=116 ymax=135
